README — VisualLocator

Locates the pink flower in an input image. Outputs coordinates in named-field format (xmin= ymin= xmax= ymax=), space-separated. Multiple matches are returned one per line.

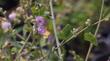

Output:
xmin=1 ymin=21 xmax=11 ymax=31
xmin=37 ymin=26 xmax=46 ymax=35
xmin=8 ymin=12 xmax=16 ymax=20
xmin=48 ymin=35 xmax=54 ymax=42
xmin=35 ymin=16 xmax=46 ymax=26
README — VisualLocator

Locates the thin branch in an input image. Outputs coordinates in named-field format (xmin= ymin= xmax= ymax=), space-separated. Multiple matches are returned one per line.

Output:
xmin=16 ymin=32 xmax=25 ymax=41
xmin=18 ymin=32 xmax=31 ymax=53
xmin=55 ymin=18 xmax=106 ymax=49
xmin=61 ymin=26 xmax=89 ymax=46
xmin=49 ymin=0 xmax=63 ymax=60
xmin=14 ymin=32 xmax=32 ymax=61
xmin=85 ymin=0 xmax=104 ymax=61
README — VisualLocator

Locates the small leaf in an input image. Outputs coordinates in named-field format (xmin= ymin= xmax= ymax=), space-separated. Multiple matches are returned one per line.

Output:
xmin=84 ymin=32 xmax=97 ymax=46
xmin=58 ymin=24 xmax=72 ymax=40
xmin=40 ymin=38 xmax=46 ymax=47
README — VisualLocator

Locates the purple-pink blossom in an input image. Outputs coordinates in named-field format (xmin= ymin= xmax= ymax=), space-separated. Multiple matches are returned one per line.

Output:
xmin=48 ymin=35 xmax=54 ymax=42
xmin=35 ymin=16 xmax=46 ymax=26
xmin=37 ymin=26 xmax=46 ymax=35
xmin=1 ymin=21 xmax=11 ymax=31
xmin=8 ymin=12 xmax=16 ymax=20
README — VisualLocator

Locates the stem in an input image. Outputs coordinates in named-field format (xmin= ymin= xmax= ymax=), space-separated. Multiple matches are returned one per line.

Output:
xmin=15 ymin=32 xmax=31 ymax=61
xmin=16 ymin=32 xmax=25 ymax=41
xmin=62 ymin=26 xmax=89 ymax=46
xmin=49 ymin=0 xmax=62 ymax=60
xmin=18 ymin=32 xmax=31 ymax=53
xmin=85 ymin=0 xmax=104 ymax=61
xmin=55 ymin=18 xmax=106 ymax=50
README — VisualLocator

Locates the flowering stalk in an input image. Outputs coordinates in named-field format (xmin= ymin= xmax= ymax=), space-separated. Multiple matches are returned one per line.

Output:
xmin=49 ymin=0 xmax=63 ymax=60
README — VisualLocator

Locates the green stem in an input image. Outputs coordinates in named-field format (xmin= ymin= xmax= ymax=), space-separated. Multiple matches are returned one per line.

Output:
xmin=85 ymin=0 xmax=104 ymax=61
xmin=49 ymin=0 xmax=63 ymax=60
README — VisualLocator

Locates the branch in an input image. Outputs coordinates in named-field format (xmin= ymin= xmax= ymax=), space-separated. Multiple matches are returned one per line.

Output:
xmin=49 ymin=0 xmax=63 ymax=60
xmin=85 ymin=0 xmax=104 ymax=61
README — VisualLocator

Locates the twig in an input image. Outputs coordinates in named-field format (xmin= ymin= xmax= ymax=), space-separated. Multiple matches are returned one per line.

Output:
xmin=55 ymin=18 xmax=105 ymax=49
xmin=14 ymin=32 xmax=32 ymax=61
xmin=85 ymin=0 xmax=104 ymax=61
xmin=61 ymin=26 xmax=89 ymax=46
xmin=49 ymin=0 xmax=63 ymax=60
xmin=16 ymin=32 xmax=25 ymax=41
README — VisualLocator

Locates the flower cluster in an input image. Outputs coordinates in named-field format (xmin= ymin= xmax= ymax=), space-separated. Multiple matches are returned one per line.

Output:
xmin=35 ymin=16 xmax=50 ymax=38
xmin=1 ymin=11 xmax=17 ymax=32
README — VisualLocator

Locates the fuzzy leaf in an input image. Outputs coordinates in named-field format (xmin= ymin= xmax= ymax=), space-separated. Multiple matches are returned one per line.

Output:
xmin=84 ymin=32 xmax=97 ymax=46
xmin=58 ymin=24 xmax=72 ymax=40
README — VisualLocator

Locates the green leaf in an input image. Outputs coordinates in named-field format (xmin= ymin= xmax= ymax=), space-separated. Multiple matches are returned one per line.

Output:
xmin=31 ymin=6 xmax=38 ymax=15
xmin=40 ymin=38 xmax=46 ymax=47
xmin=48 ymin=52 xmax=58 ymax=61
xmin=58 ymin=24 xmax=72 ymax=40
xmin=31 ymin=5 xmax=46 ymax=16
xmin=47 ymin=20 xmax=53 ymax=32
xmin=84 ymin=32 xmax=97 ymax=46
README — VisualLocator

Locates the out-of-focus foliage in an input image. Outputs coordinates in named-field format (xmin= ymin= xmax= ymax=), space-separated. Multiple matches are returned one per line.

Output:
xmin=0 ymin=0 xmax=110 ymax=61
